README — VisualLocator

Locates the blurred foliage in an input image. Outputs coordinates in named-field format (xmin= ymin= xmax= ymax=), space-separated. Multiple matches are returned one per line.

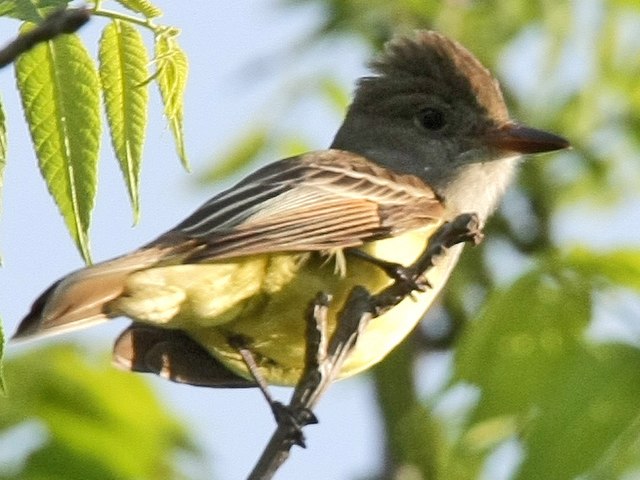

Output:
xmin=211 ymin=0 xmax=640 ymax=478
xmin=197 ymin=73 xmax=348 ymax=184
xmin=0 ymin=344 xmax=203 ymax=480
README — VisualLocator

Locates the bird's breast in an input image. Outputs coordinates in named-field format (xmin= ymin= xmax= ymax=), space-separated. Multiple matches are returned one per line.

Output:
xmin=114 ymin=224 xmax=462 ymax=385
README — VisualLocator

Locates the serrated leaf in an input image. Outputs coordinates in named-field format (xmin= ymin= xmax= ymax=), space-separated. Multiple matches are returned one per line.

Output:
xmin=0 ymin=0 xmax=72 ymax=22
xmin=112 ymin=0 xmax=161 ymax=18
xmin=198 ymin=127 xmax=268 ymax=184
xmin=155 ymin=29 xmax=189 ymax=170
xmin=15 ymin=27 xmax=100 ymax=263
xmin=99 ymin=20 xmax=149 ymax=224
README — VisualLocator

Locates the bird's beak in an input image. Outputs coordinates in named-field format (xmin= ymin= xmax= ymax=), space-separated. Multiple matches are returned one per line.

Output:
xmin=486 ymin=122 xmax=570 ymax=154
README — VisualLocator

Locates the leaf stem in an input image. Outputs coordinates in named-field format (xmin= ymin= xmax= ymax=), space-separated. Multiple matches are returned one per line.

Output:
xmin=92 ymin=7 xmax=157 ymax=31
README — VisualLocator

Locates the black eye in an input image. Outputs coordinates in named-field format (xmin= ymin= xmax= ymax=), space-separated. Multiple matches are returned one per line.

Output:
xmin=417 ymin=108 xmax=446 ymax=131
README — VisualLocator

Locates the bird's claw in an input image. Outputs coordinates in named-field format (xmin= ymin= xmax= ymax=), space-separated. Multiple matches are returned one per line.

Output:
xmin=271 ymin=401 xmax=318 ymax=448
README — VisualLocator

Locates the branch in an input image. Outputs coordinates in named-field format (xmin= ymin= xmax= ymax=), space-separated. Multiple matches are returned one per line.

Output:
xmin=248 ymin=212 xmax=483 ymax=479
xmin=0 ymin=8 xmax=91 ymax=69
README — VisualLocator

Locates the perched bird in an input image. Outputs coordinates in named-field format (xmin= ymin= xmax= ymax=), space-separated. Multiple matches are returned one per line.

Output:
xmin=14 ymin=31 xmax=569 ymax=388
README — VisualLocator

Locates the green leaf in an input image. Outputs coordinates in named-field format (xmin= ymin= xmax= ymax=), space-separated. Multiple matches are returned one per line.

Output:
xmin=112 ymin=0 xmax=161 ymax=19
xmin=455 ymin=265 xmax=592 ymax=422
xmin=0 ymin=101 xmax=3 ymax=264
xmin=99 ymin=20 xmax=150 ymax=224
xmin=277 ymin=136 xmax=312 ymax=157
xmin=0 ymin=0 xmax=72 ymax=22
xmin=452 ymin=257 xmax=640 ymax=478
xmin=155 ymin=28 xmax=189 ymax=171
xmin=566 ymin=248 xmax=640 ymax=291
xmin=15 ymin=27 xmax=101 ymax=263
xmin=198 ymin=127 xmax=268 ymax=184
xmin=516 ymin=344 xmax=640 ymax=480
xmin=0 ymin=0 xmax=39 ymax=22
xmin=373 ymin=343 xmax=448 ymax=478
xmin=0 ymin=96 xmax=6 ymax=220
xmin=112 ymin=0 xmax=162 ymax=18
xmin=0 ymin=319 xmax=5 ymax=396
xmin=0 ymin=344 xmax=200 ymax=479
xmin=318 ymin=76 xmax=349 ymax=113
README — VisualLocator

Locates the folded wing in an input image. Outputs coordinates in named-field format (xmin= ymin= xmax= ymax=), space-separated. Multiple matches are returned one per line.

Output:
xmin=14 ymin=149 xmax=443 ymax=341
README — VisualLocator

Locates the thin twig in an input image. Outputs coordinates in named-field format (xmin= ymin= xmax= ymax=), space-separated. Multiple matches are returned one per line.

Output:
xmin=248 ymin=212 xmax=483 ymax=479
xmin=0 ymin=8 xmax=91 ymax=69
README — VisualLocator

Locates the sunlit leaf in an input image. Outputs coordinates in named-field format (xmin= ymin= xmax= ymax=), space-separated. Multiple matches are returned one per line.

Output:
xmin=0 ymin=0 xmax=72 ymax=22
xmin=277 ymin=136 xmax=312 ymax=157
xmin=198 ymin=127 xmax=268 ymax=184
xmin=15 ymin=27 xmax=100 ymax=263
xmin=99 ymin=20 xmax=149 ymax=224
xmin=609 ymin=0 xmax=640 ymax=10
xmin=155 ymin=28 xmax=189 ymax=170
xmin=112 ymin=0 xmax=162 ymax=18
xmin=566 ymin=248 xmax=640 ymax=291
xmin=0 ymin=344 xmax=200 ymax=479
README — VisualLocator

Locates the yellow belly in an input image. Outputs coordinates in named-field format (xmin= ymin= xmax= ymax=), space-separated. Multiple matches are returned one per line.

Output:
xmin=114 ymin=226 xmax=462 ymax=385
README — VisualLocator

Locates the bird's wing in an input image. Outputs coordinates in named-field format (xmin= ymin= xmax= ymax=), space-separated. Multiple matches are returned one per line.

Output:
xmin=113 ymin=324 xmax=256 ymax=388
xmin=154 ymin=149 xmax=444 ymax=263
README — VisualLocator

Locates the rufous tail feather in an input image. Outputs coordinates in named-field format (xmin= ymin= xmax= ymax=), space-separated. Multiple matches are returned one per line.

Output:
xmin=13 ymin=248 xmax=165 ymax=341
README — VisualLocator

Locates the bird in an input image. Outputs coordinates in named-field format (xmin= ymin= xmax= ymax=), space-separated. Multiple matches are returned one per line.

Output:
xmin=13 ymin=30 xmax=569 ymax=389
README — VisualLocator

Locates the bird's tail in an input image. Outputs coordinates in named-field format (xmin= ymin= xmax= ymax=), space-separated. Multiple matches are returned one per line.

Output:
xmin=13 ymin=248 xmax=166 ymax=341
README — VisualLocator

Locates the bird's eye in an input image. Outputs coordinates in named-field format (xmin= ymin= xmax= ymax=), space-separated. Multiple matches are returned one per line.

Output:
xmin=417 ymin=108 xmax=446 ymax=131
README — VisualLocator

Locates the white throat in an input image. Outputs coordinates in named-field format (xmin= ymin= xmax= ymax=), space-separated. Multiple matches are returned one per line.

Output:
xmin=439 ymin=155 xmax=520 ymax=223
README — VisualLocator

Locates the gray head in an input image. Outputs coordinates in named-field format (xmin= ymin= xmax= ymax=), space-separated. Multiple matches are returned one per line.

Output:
xmin=332 ymin=31 xmax=569 ymax=221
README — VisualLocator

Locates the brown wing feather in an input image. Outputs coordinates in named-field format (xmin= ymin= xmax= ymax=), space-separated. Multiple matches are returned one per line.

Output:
xmin=14 ymin=149 xmax=442 ymax=341
xmin=153 ymin=149 xmax=444 ymax=263
xmin=13 ymin=246 xmax=176 ymax=341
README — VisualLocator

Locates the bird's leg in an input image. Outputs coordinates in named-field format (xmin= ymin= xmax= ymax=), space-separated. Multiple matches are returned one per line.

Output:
xmin=228 ymin=335 xmax=315 ymax=447
xmin=347 ymin=249 xmax=431 ymax=292
xmin=373 ymin=213 xmax=484 ymax=314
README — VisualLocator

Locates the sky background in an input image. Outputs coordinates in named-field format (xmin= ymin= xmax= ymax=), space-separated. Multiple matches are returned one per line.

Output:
xmin=1 ymin=2 xmax=639 ymax=479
